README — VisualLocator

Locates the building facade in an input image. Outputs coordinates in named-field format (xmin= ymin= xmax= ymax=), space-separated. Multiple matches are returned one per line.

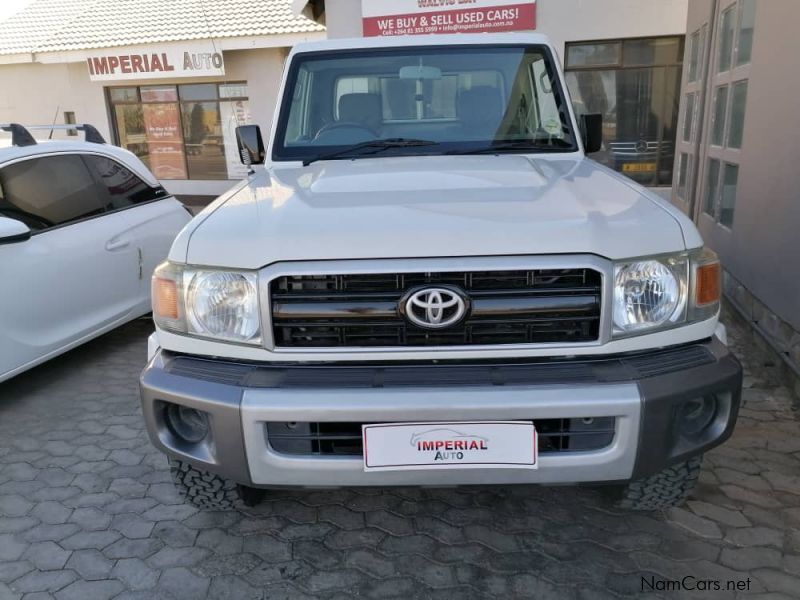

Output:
xmin=0 ymin=0 xmax=324 ymax=199
xmin=672 ymin=0 xmax=800 ymax=377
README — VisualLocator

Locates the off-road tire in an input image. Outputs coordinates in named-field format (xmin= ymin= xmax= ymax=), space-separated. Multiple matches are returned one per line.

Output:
xmin=169 ymin=458 xmax=264 ymax=509
xmin=619 ymin=455 xmax=703 ymax=510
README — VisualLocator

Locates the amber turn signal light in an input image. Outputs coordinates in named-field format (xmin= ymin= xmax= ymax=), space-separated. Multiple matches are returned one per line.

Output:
xmin=696 ymin=262 xmax=721 ymax=306
xmin=153 ymin=277 xmax=179 ymax=319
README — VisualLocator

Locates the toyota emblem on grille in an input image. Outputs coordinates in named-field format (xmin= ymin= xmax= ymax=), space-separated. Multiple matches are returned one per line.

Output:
xmin=402 ymin=286 xmax=468 ymax=329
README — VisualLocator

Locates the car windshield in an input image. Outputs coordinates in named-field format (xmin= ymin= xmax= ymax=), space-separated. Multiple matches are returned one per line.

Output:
xmin=274 ymin=45 xmax=578 ymax=162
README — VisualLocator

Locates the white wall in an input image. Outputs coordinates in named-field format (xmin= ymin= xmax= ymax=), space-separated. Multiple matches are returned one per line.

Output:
xmin=538 ymin=0 xmax=688 ymax=61
xmin=321 ymin=0 xmax=689 ymax=59
xmin=0 ymin=61 xmax=109 ymax=138
xmin=0 ymin=47 xmax=288 ymax=197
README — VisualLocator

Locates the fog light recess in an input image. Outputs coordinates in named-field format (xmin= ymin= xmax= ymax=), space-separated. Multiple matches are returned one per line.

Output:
xmin=164 ymin=403 xmax=210 ymax=444
xmin=677 ymin=395 xmax=717 ymax=437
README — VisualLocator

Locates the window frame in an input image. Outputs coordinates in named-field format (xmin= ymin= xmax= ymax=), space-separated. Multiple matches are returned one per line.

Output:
xmin=565 ymin=35 xmax=685 ymax=187
xmin=273 ymin=44 xmax=579 ymax=162
xmin=0 ymin=152 xmax=107 ymax=235
xmin=0 ymin=151 xmax=169 ymax=236
xmin=696 ymin=0 xmax=753 ymax=231
xmin=81 ymin=153 xmax=170 ymax=213
xmin=107 ymin=81 xmax=250 ymax=181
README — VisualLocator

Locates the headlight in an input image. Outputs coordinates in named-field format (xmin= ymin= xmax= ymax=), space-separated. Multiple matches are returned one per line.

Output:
xmin=613 ymin=256 xmax=688 ymax=333
xmin=152 ymin=262 xmax=261 ymax=345
xmin=612 ymin=249 xmax=720 ymax=337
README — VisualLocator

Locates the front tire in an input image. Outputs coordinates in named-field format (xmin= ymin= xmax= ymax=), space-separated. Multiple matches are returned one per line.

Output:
xmin=169 ymin=458 xmax=264 ymax=509
xmin=619 ymin=455 xmax=703 ymax=510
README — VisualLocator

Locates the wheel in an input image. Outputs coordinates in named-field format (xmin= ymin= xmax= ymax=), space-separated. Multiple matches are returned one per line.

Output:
xmin=168 ymin=458 xmax=264 ymax=510
xmin=618 ymin=455 xmax=703 ymax=511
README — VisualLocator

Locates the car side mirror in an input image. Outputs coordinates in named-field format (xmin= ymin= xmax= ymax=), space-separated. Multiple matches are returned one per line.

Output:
xmin=580 ymin=113 xmax=603 ymax=154
xmin=235 ymin=125 xmax=265 ymax=167
xmin=0 ymin=216 xmax=31 ymax=244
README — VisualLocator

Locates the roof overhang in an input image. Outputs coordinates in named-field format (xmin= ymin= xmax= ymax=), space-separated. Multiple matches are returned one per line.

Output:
xmin=0 ymin=31 xmax=326 ymax=66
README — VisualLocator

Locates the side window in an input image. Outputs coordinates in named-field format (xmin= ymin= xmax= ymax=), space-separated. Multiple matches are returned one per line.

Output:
xmin=85 ymin=155 xmax=164 ymax=210
xmin=0 ymin=155 xmax=104 ymax=230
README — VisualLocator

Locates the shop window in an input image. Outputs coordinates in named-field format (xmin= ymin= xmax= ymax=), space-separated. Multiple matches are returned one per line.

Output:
xmin=720 ymin=163 xmax=739 ymax=228
xmin=687 ymin=30 xmax=701 ymax=83
xmin=676 ymin=152 xmax=688 ymax=199
xmin=710 ymin=86 xmax=728 ymax=147
xmin=717 ymin=6 xmax=735 ymax=73
xmin=64 ymin=111 xmax=77 ymax=136
xmin=682 ymin=92 xmax=696 ymax=143
xmin=565 ymin=42 xmax=621 ymax=68
xmin=736 ymin=0 xmax=756 ymax=66
xmin=727 ymin=81 xmax=748 ymax=149
xmin=565 ymin=36 xmax=683 ymax=186
xmin=704 ymin=159 xmax=720 ymax=217
xmin=108 ymin=82 xmax=251 ymax=181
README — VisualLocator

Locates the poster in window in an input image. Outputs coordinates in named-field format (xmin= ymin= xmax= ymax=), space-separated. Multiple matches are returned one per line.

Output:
xmin=220 ymin=100 xmax=252 ymax=179
xmin=142 ymin=103 xmax=187 ymax=179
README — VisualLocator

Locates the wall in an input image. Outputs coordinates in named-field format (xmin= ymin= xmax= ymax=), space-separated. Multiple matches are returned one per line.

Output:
xmin=321 ymin=0 xmax=689 ymax=60
xmin=676 ymin=0 xmax=800 ymax=366
xmin=0 ymin=47 xmax=287 ymax=197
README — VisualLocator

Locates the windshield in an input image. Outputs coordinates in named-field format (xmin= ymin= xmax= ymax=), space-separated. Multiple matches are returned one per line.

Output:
xmin=274 ymin=45 xmax=578 ymax=162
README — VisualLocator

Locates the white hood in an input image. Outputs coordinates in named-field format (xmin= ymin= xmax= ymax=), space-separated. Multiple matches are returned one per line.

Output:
xmin=178 ymin=155 xmax=697 ymax=269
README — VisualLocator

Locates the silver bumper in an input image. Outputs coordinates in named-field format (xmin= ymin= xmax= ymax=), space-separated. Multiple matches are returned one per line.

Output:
xmin=140 ymin=338 xmax=741 ymax=488
xmin=240 ymin=383 xmax=640 ymax=486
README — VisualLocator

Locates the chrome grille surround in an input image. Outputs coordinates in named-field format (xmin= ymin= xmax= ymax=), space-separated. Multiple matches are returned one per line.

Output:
xmin=258 ymin=255 xmax=612 ymax=352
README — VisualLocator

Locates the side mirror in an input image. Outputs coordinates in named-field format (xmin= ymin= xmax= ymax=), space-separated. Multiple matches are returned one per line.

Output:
xmin=235 ymin=125 xmax=265 ymax=167
xmin=580 ymin=113 xmax=603 ymax=154
xmin=0 ymin=217 xmax=31 ymax=244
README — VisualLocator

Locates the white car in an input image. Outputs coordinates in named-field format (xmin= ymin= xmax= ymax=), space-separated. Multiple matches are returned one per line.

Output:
xmin=0 ymin=124 xmax=191 ymax=382
xmin=140 ymin=33 xmax=742 ymax=511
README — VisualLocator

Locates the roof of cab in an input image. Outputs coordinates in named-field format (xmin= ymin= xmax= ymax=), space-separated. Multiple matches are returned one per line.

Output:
xmin=0 ymin=139 xmax=160 ymax=187
xmin=287 ymin=31 xmax=554 ymax=55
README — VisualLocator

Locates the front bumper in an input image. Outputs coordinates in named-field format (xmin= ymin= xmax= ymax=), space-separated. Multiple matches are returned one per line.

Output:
xmin=140 ymin=337 xmax=742 ymax=488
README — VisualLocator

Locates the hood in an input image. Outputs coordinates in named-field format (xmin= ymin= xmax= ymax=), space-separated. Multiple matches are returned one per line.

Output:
xmin=183 ymin=155 xmax=692 ymax=269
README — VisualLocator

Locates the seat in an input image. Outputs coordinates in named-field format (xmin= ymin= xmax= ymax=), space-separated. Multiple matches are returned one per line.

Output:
xmin=457 ymin=86 xmax=505 ymax=139
xmin=337 ymin=93 xmax=382 ymax=133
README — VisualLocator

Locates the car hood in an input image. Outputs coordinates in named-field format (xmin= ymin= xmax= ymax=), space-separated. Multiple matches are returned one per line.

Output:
xmin=181 ymin=155 xmax=696 ymax=269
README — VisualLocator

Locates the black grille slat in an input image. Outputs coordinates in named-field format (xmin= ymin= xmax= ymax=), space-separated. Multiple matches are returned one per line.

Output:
xmin=266 ymin=417 xmax=616 ymax=457
xmin=271 ymin=268 xmax=602 ymax=348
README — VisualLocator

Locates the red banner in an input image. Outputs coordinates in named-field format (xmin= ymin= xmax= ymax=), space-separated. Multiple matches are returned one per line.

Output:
xmin=363 ymin=2 xmax=535 ymax=36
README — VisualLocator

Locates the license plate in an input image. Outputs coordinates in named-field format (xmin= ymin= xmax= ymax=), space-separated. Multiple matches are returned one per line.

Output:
xmin=623 ymin=162 xmax=657 ymax=173
xmin=362 ymin=421 xmax=537 ymax=471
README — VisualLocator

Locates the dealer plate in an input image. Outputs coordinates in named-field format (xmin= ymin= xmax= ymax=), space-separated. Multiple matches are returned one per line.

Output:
xmin=362 ymin=421 xmax=537 ymax=472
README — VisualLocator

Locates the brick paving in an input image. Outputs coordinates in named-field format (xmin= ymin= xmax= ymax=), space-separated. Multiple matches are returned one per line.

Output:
xmin=0 ymin=312 xmax=798 ymax=599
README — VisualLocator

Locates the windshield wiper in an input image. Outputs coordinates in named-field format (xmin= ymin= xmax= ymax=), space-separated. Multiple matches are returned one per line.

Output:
xmin=302 ymin=138 xmax=439 ymax=166
xmin=446 ymin=139 xmax=572 ymax=156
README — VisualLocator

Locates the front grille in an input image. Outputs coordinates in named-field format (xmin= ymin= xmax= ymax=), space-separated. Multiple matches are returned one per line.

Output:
xmin=270 ymin=269 xmax=602 ymax=348
xmin=266 ymin=418 xmax=616 ymax=457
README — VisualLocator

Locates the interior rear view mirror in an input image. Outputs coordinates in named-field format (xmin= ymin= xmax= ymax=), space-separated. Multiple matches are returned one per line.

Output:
xmin=0 ymin=216 xmax=31 ymax=244
xmin=399 ymin=65 xmax=442 ymax=80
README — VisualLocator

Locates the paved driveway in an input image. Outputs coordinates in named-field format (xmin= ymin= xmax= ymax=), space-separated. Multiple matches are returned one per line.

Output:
xmin=1 ymin=314 xmax=799 ymax=599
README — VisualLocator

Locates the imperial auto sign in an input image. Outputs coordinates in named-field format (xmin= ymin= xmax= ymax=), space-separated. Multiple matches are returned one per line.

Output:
xmin=85 ymin=41 xmax=225 ymax=81
xmin=362 ymin=0 xmax=536 ymax=36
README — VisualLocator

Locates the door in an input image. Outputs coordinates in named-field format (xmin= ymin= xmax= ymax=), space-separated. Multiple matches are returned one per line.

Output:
xmin=83 ymin=153 xmax=192 ymax=314
xmin=0 ymin=153 xmax=140 ymax=379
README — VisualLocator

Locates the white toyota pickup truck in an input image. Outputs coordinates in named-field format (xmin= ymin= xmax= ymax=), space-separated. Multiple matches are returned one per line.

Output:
xmin=140 ymin=33 xmax=742 ymax=511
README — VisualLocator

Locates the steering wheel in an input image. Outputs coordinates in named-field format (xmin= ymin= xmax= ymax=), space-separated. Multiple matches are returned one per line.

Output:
xmin=313 ymin=121 xmax=378 ymax=143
